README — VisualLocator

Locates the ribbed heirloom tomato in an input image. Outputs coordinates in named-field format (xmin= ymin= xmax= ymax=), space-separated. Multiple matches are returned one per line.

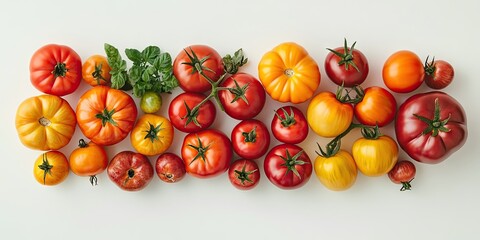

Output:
xmin=69 ymin=139 xmax=108 ymax=185
xmin=82 ymin=55 xmax=111 ymax=86
xmin=130 ymin=114 xmax=174 ymax=156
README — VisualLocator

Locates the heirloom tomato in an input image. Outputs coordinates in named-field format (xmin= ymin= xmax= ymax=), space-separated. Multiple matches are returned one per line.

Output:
xmin=140 ymin=91 xmax=162 ymax=113
xmin=82 ymin=54 xmax=111 ymax=86
xmin=69 ymin=139 xmax=108 ymax=185
xmin=155 ymin=153 xmax=186 ymax=183
xmin=354 ymin=86 xmax=397 ymax=127
xmin=325 ymin=39 xmax=369 ymax=87
xmin=271 ymin=106 xmax=308 ymax=144
xmin=130 ymin=114 xmax=174 ymax=156
xmin=33 ymin=151 xmax=69 ymax=186
xmin=107 ymin=151 xmax=154 ymax=191
xmin=314 ymin=150 xmax=357 ymax=191
xmin=258 ymin=42 xmax=320 ymax=103
xmin=168 ymin=92 xmax=216 ymax=133
xmin=382 ymin=50 xmax=424 ymax=93
xmin=228 ymin=159 xmax=260 ymax=190
xmin=231 ymin=119 xmax=270 ymax=160
xmin=424 ymin=57 xmax=454 ymax=89
xmin=388 ymin=160 xmax=416 ymax=191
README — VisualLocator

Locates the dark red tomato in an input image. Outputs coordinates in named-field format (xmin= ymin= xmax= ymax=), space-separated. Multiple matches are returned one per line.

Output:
xmin=231 ymin=119 xmax=270 ymax=159
xmin=219 ymin=73 xmax=266 ymax=120
xmin=271 ymin=106 xmax=308 ymax=144
xmin=30 ymin=44 xmax=82 ymax=96
xmin=325 ymin=39 xmax=369 ymax=87
xmin=168 ymin=92 xmax=216 ymax=133
xmin=424 ymin=58 xmax=454 ymax=89
xmin=173 ymin=45 xmax=224 ymax=93
xmin=155 ymin=153 xmax=186 ymax=183
xmin=388 ymin=160 xmax=416 ymax=191
xmin=228 ymin=159 xmax=260 ymax=190
xmin=396 ymin=91 xmax=467 ymax=164
xmin=264 ymin=144 xmax=312 ymax=190
xmin=354 ymin=86 xmax=397 ymax=127
xmin=107 ymin=151 xmax=154 ymax=191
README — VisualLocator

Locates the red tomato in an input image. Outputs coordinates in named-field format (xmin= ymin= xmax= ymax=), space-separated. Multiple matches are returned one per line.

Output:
xmin=264 ymin=144 xmax=312 ymax=190
xmin=424 ymin=58 xmax=454 ymax=89
xmin=168 ymin=92 xmax=216 ymax=133
xmin=388 ymin=160 xmax=416 ymax=191
xmin=30 ymin=44 xmax=82 ymax=96
xmin=228 ymin=159 xmax=260 ymax=190
xmin=155 ymin=153 xmax=186 ymax=183
xmin=325 ymin=39 xmax=369 ymax=87
xmin=354 ymin=86 xmax=397 ymax=127
xmin=173 ymin=45 xmax=224 ymax=93
xmin=271 ymin=106 xmax=308 ymax=144
xmin=231 ymin=119 xmax=270 ymax=160
xmin=218 ymin=73 xmax=266 ymax=120
xmin=181 ymin=129 xmax=232 ymax=178
xmin=107 ymin=151 xmax=154 ymax=191
xmin=383 ymin=50 xmax=424 ymax=93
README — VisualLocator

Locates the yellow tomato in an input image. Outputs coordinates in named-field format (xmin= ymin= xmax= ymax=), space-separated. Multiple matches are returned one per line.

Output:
xmin=16 ymin=95 xmax=76 ymax=150
xmin=130 ymin=114 xmax=174 ymax=156
xmin=258 ymin=42 xmax=320 ymax=103
xmin=352 ymin=135 xmax=398 ymax=177
xmin=314 ymin=150 xmax=357 ymax=191
xmin=307 ymin=92 xmax=353 ymax=137
xmin=33 ymin=151 xmax=69 ymax=186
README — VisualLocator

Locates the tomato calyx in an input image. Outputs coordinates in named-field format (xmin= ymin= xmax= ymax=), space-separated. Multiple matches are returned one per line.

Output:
xmin=275 ymin=107 xmax=297 ymax=127
xmin=326 ymin=38 xmax=360 ymax=72
xmin=223 ymin=49 xmax=248 ymax=75
xmin=38 ymin=153 xmax=53 ymax=185
xmin=242 ymin=126 xmax=257 ymax=143
xmin=335 ymin=85 xmax=362 ymax=104
xmin=234 ymin=162 xmax=258 ymax=185
xmin=52 ymin=62 xmax=68 ymax=78
xmin=95 ymin=108 xmax=118 ymax=127
xmin=424 ymin=56 xmax=436 ymax=76
xmin=123 ymin=169 xmax=136 ymax=185
xmin=227 ymin=79 xmax=250 ymax=104
xmin=400 ymin=179 xmax=413 ymax=191
xmin=360 ymin=125 xmax=382 ymax=140
xmin=143 ymin=122 xmax=164 ymax=143
xmin=92 ymin=63 xmax=106 ymax=85
xmin=78 ymin=139 xmax=89 ymax=148
xmin=279 ymin=149 xmax=309 ymax=179
xmin=187 ymin=136 xmax=212 ymax=165
xmin=413 ymin=98 xmax=451 ymax=137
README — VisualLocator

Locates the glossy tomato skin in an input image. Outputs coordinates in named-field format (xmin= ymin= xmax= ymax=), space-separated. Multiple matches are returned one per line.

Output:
xmin=383 ymin=50 xmax=424 ymax=93
xmin=181 ymin=129 xmax=232 ymax=178
xmin=76 ymin=86 xmax=137 ymax=146
xmin=155 ymin=153 xmax=186 ymax=183
xmin=33 ymin=151 xmax=69 ymax=186
xmin=258 ymin=42 xmax=320 ymax=103
xmin=82 ymin=55 xmax=111 ymax=86
xmin=395 ymin=91 xmax=467 ymax=164
xmin=228 ymin=159 xmax=260 ymax=190
xmin=325 ymin=47 xmax=369 ymax=87
xmin=354 ymin=87 xmax=397 ymax=127
xmin=231 ymin=119 xmax=270 ymax=159
xmin=264 ymin=144 xmax=312 ymax=190
xmin=69 ymin=139 xmax=108 ymax=183
xmin=168 ymin=92 xmax=216 ymax=133
xmin=219 ymin=73 xmax=266 ymax=120
xmin=352 ymin=135 xmax=398 ymax=177
xmin=424 ymin=60 xmax=454 ymax=89
xmin=107 ymin=151 xmax=154 ymax=191
xmin=271 ymin=106 xmax=308 ymax=144
xmin=130 ymin=114 xmax=174 ymax=156
xmin=16 ymin=95 xmax=76 ymax=150
xmin=173 ymin=45 xmax=224 ymax=93
xmin=388 ymin=160 xmax=416 ymax=184
xmin=314 ymin=150 xmax=357 ymax=191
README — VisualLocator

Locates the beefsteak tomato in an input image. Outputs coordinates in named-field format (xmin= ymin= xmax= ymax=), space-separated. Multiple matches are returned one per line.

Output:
xmin=130 ymin=114 xmax=174 ymax=156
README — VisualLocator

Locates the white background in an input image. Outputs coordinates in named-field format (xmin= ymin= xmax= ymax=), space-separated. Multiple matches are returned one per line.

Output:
xmin=1 ymin=0 xmax=479 ymax=239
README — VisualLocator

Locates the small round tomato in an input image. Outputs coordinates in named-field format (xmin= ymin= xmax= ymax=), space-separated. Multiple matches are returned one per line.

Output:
xmin=271 ymin=106 xmax=308 ymax=144
xmin=352 ymin=134 xmax=398 ymax=177
xmin=388 ymin=160 xmax=416 ymax=191
xmin=82 ymin=54 xmax=111 ymax=86
xmin=325 ymin=39 xmax=369 ymax=87
xmin=228 ymin=159 xmax=260 ymax=190
xmin=218 ymin=73 xmax=266 ymax=120
xmin=424 ymin=57 xmax=454 ymax=89
xmin=33 ymin=151 xmax=69 ymax=186
xmin=354 ymin=86 xmax=397 ymax=127
xmin=168 ymin=92 xmax=216 ymax=133
xmin=383 ymin=50 xmax=424 ymax=93
xmin=173 ymin=45 xmax=224 ymax=93
xmin=231 ymin=119 xmax=270 ymax=160
xmin=69 ymin=139 xmax=108 ymax=185
xmin=130 ymin=114 xmax=174 ymax=156
xmin=264 ymin=144 xmax=312 ymax=190
xmin=155 ymin=153 xmax=186 ymax=183
xmin=140 ymin=91 xmax=162 ymax=113
xmin=307 ymin=91 xmax=354 ymax=138
xmin=107 ymin=151 xmax=154 ymax=191
xmin=314 ymin=150 xmax=357 ymax=191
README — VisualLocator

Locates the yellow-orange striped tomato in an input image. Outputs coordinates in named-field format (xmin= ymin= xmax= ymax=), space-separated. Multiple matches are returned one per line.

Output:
xmin=314 ymin=150 xmax=357 ymax=191
xmin=352 ymin=135 xmax=398 ymax=176
xmin=130 ymin=114 xmax=174 ymax=156
xmin=33 ymin=151 xmax=69 ymax=186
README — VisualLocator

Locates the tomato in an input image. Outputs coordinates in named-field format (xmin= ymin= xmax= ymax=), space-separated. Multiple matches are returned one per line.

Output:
xmin=395 ymin=91 xmax=467 ymax=164
xmin=218 ymin=73 xmax=266 ymax=120
xmin=231 ymin=119 xmax=270 ymax=160
xmin=352 ymin=134 xmax=398 ymax=177
xmin=264 ymin=144 xmax=312 ymax=190
xmin=354 ymin=86 xmax=397 ymax=127
xmin=76 ymin=86 xmax=137 ymax=146
xmin=30 ymin=44 xmax=82 ymax=96
xmin=228 ymin=159 xmax=260 ymax=190
xmin=69 ymin=139 xmax=108 ymax=185
xmin=382 ymin=50 xmax=424 ymax=93
xmin=107 ymin=151 xmax=154 ymax=191
xmin=33 ymin=151 xmax=69 ymax=186
xmin=130 ymin=114 xmax=174 ymax=156
xmin=82 ymin=54 xmax=111 ymax=86
xmin=307 ymin=91 xmax=354 ymax=138
xmin=181 ymin=129 xmax=232 ymax=178
xmin=173 ymin=45 xmax=224 ymax=93
xmin=325 ymin=39 xmax=369 ymax=87
xmin=388 ymin=160 xmax=416 ymax=191
xmin=258 ymin=42 xmax=320 ymax=103
xmin=314 ymin=150 xmax=357 ymax=191
xmin=16 ymin=95 xmax=76 ymax=150
xmin=140 ymin=91 xmax=162 ymax=113
xmin=155 ymin=153 xmax=186 ymax=183
xmin=168 ymin=92 xmax=216 ymax=133
xmin=271 ymin=106 xmax=308 ymax=144
xmin=424 ymin=58 xmax=454 ymax=89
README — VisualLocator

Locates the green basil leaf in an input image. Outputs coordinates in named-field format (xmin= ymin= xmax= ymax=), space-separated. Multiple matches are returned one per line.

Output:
xmin=129 ymin=65 xmax=142 ymax=84
xmin=142 ymin=46 xmax=160 ymax=65
xmin=104 ymin=43 xmax=121 ymax=66
xmin=141 ymin=69 xmax=151 ymax=82
xmin=125 ymin=48 xmax=142 ymax=65
xmin=111 ymin=73 xmax=126 ymax=89
xmin=158 ymin=52 xmax=172 ymax=70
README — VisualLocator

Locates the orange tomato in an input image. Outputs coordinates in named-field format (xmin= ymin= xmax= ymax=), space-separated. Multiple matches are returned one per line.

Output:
xmin=258 ymin=42 xmax=320 ymax=103
xmin=33 ymin=151 xmax=69 ymax=186
xmin=130 ymin=114 xmax=174 ymax=156
xmin=354 ymin=86 xmax=397 ymax=127
xmin=16 ymin=95 xmax=76 ymax=150
xmin=382 ymin=50 xmax=424 ymax=93
xmin=307 ymin=91 xmax=353 ymax=137
xmin=69 ymin=139 xmax=108 ymax=185
xmin=82 ymin=55 xmax=111 ymax=86
xmin=352 ymin=135 xmax=398 ymax=177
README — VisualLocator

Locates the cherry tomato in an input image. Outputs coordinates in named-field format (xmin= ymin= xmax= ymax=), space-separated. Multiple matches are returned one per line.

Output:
xmin=168 ymin=92 xmax=216 ymax=133
xmin=354 ymin=86 xmax=397 ymax=127
xmin=424 ymin=57 xmax=454 ymax=89
xmin=69 ymin=139 xmax=108 ymax=185
xmin=388 ymin=160 xmax=416 ymax=191
xmin=271 ymin=106 xmax=308 ymax=144
xmin=231 ymin=119 xmax=270 ymax=160
xmin=325 ymin=39 xmax=369 ymax=87
xmin=228 ymin=159 xmax=260 ymax=190
xmin=155 ymin=153 xmax=186 ymax=183
xmin=382 ymin=50 xmax=424 ymax=93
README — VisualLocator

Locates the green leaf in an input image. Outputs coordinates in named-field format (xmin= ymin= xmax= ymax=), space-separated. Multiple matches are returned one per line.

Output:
xmin=142 ymin=46 xmax=161 ymax=65
xmin=128 ymin=65 xmax=142 ymax=84
xmin=111 ymin=73 xmax=127 ymax=89
xmin=125 ymin=48 xmax=142 ymax=65
xmin=104 ymin=43 xmax=122 ymax=66
xmin=141 ymin=69 xmax=151 ymax=82
xmin=157 ymin=52 xmax=172 ymax=70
